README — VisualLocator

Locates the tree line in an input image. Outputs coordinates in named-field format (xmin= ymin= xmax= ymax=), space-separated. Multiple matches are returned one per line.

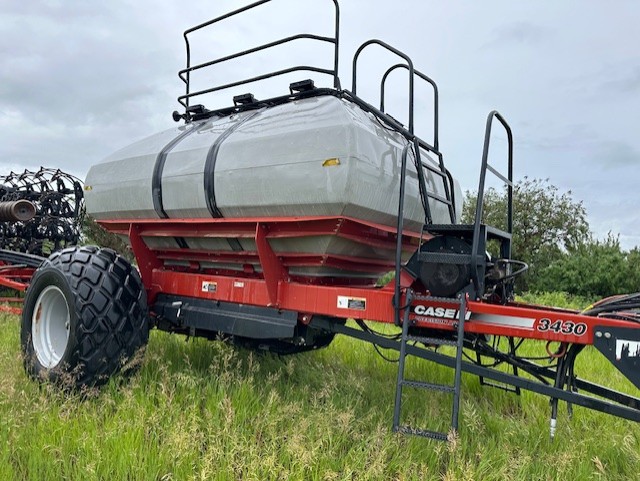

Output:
xmin=462 ymin=177 xmax=640 ymax=298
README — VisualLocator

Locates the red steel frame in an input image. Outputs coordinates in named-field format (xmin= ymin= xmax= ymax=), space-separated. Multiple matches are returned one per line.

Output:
xmin=0 ymin=263 xmax=33 ymax=315
xmin=99 ymin=215 xmax=640 ymax=348
xmin=0 ymin=265 xmax=34 ymax=292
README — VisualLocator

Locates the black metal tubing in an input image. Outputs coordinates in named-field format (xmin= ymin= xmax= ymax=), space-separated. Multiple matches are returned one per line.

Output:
xmin=393 ymin=144 xmax=411 ymax=327
xmin=352 ymin=40 xmax=415 ymax=134
xmin=380 ymin=64 xmax=439 ymax=151
xmin=451 ymin=294 xmax=466 ymax=430
xmin=0 ymin=249 xmax=45 ymax=268
xmin=180 ymin=33 xmax=334 ymax=80
xmin=393 ymin=289 xmax=414 ymax=428
xmin=412 ymin=140 xmax=432 ymax=224
xmin=179 ymin=0 xmax=340 ymax=110
xmin=418 ymin=144 xmax=455 ymax=224
xmin=471 ymin=111 xmax=514 ymax=292
xmin=312 ymin=318 xmax=640 ymax=423
xmin=351 ymin=41 xmax=455 ymax=223
xmin=471 ymin=338 xmax=639 ymax=408
xmin=445 ymin=168 xmax=457 ymax=222
xmin=341 ymin=89 xmax=455 ymax=223
xmin=179 ymin=66 xmax=336 ymax=107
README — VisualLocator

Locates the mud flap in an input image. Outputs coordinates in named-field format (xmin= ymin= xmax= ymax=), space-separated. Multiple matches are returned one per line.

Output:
xmin=593 ymin=325 xmax=640 ymax=390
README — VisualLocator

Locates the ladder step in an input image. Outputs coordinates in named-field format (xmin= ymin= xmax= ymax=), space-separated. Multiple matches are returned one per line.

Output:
xmin=401 ymin=379 xmax=456 ymax=393
xmin=394 ymin=425 xmax=448 ymax=441
xmin=393 ymin=291 xmax=467 ymax=441
xmin=406 ymin=335 xmax=457 ymax=346
xmin=412 ymin=294 xmax=461 ymax=303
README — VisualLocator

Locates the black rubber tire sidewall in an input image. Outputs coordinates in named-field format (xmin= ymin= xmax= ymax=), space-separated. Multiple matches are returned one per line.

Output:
xmin=21 ymin=265 xmax=79 ymax=384
xmin=21 ymin=246 xmax=149 ymax=388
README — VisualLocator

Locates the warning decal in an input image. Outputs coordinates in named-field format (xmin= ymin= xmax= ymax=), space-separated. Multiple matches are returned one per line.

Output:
xmin=201 ymin=281 xmax=217 ymax=293
xmin=337 ymin=295 xmax=366 ymax=311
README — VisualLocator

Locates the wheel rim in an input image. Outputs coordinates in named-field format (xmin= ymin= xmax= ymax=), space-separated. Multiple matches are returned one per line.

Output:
xmin=31 ymin=285 xmax=71 ymax=368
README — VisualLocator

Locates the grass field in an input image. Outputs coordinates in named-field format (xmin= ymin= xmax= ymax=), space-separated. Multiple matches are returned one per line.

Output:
xmin=0 ymin=307 xmax=638 ymax=480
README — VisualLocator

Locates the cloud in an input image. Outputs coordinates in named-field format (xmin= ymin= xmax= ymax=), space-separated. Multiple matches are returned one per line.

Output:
xmin=601 ymin=65 xmax=640 ymax=94
xmin=482 ymin=21 xmax=553 ymax=49
xmin=0 ymin=2 xmax=183 ymax=177
xmin=0 ymin=0 xmax=638 ymax=250
xmin=591 ymin=140 xmax=640 ymax=168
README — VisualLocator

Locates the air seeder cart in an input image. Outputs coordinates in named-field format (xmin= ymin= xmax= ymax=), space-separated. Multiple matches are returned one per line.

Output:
xmin=21 ymin=0 xmax=640 ymax=441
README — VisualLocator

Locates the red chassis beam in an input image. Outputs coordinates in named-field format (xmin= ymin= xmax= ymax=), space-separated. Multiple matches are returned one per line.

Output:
xmin=0 ymin=266 xmax=34 ymax=291
xmin=0 ymin=265 xmax=34 ymax=315
xmin=99 ymin=216 xmax=639 ymax=348
xmin=148 ymin=268 xmax=638 ymax=346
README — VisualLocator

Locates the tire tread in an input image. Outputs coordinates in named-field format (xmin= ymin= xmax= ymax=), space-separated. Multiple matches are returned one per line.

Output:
xmin=23 ymin=245 xmax=148 ymax=388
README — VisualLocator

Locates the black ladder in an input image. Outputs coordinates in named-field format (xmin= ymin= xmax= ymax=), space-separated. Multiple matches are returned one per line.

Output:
xmin=393 ymin=293 xmax=467 ymax=441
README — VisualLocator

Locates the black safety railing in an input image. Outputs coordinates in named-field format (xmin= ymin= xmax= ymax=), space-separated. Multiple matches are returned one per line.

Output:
xmin=380 ymin=64 xmax=456 ymax=225
xmin=351 ymin=39 xmax=456 ymax=225
xmin=381 ymin=64 xmax=439 ymax=151
xmin=393 ymin=143 xmax=413 ymax=326
xmin=352 ymin=40 xmax=418 ymax=135
xmin=474 ymin=111 xmax=514 ymax=235
xmin=470 ymin=110 xmax=514 ymax=292
xmin=177 ymin=0 xmax=341 ymax=111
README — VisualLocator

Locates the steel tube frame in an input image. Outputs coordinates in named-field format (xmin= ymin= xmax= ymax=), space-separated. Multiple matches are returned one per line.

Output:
xmin=312 ymin=318 xmax=640 ymax=423
xmin=180 ymin=0 xmax=340 ymax=109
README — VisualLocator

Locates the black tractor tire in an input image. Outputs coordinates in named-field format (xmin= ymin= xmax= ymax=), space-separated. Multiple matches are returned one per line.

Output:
xmin=21 ymin=245 xmax=149 ymax=389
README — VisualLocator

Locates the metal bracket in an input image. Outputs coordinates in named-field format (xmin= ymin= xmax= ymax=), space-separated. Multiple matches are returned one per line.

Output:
xmin=255 ymin=223 xmax=288 ymax=307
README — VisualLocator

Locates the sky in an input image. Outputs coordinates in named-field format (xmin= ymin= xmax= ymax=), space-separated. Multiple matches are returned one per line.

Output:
xmin=1 ymin=0 xmax=639 ymax=249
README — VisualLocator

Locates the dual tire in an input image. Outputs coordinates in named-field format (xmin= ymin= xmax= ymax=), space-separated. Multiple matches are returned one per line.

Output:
xmin=21 ymin=246 xmax=149 ymax=388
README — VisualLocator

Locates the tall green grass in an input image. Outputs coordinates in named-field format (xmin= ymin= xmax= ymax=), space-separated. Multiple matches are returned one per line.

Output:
xmin=0 ymin=310 xmax=638 ymax=480
xmin=515 ymin=291 xmax=597 ymax=311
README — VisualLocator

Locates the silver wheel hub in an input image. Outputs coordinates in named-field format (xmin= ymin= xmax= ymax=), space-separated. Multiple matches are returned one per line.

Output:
xmin=31 ymin=285 xmax=71 ymax=368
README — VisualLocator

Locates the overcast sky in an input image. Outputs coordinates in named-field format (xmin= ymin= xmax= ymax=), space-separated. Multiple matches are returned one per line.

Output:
xmin=1 ymin=0 xmax=639 ymax=249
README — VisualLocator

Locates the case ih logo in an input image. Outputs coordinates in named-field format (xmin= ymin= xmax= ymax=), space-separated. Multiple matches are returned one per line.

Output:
xmin=412 ymin=305 xmax=471 ymax=321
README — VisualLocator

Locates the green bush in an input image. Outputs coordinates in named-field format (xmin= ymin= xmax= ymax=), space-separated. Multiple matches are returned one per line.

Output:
xmin=533 ymin=235 xmax=639 ymax=298
xmin=463 ymin=178 xmax=590 ymax=291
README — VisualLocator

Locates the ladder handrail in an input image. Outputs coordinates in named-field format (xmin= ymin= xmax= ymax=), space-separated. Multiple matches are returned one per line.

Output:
xmin=352 ymin=39 xmax=416 ymax=134
xmin=179 ymin=0 xmax=341 ymax=110
xmin=393 ymin=139 xmax=460 ymax=316
xmin=350 ymin=43 xmax=457 ymax=224
xmin=393 ymin=143 xmax=412 ymax=327
xmin=365 ymin=57 xmax=455 ymax=224
xmin=380 ymin=64 xmax=456 ymax=222
xmin=380 ymin=63 xmax=439 ymax=152
xmin=471 ymin=110 xmax=514 ymax=292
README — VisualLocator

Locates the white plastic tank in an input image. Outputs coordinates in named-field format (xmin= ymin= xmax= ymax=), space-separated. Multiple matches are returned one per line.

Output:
xmin=85 ymin=94 xmax=462 ymax=278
